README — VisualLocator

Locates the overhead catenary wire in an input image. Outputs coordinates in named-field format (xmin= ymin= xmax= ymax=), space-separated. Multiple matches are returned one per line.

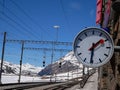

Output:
xmin=10 ymin=0 xmax=55 ymax=40
xmin=6 ymin=39 xmax=73 ymax=46
xmin=60 ymin=0 xmax=70 ymax=32
xmin=0 ymin=1 xmax=40 ymax=40
xmin=0 ymin=1 xmax=30 ymax=39
xmin=0 ymin=16 xmax=28 ymax=39
xmin=0 ymin=0 xmax=73 ymax=68
xmin=24 ymin=47 xmax=71 ymax=52
xmin=0 ymin=13 xmax=31 ymax=38
xmin=0 ymin=12 xmax=36 ymax=40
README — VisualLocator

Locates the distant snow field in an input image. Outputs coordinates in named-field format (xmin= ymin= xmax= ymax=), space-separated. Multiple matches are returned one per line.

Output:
xmin=1 ymin=74 xmax=41 ymax=83
xmin=0 ymin=51 xmax=98 ymax=90
xmin=1 ymin=72 xmax=98 ymax=90
xmin=1 ymin=69 xmax=83 ymax=84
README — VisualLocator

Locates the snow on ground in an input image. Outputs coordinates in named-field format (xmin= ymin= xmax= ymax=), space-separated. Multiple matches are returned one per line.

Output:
xmin=66 ymin=72 xmax=98 ymax=90
xmin=22 ymin=63 xmax=43 ymax=73
xmin=54 ymin=69 xmax=83 ymax=81
xmin=1 ymin=69 xmax=83 ymax=84
xmin=1 ymin=74 xmax=42 ymax=84
xmin=1 ymin=71 xmax=98 ymax=90
xmin=79 ymin=72 xmax=98 ymax=90
xmin=1 ymin=67 xmax=92 ymax=84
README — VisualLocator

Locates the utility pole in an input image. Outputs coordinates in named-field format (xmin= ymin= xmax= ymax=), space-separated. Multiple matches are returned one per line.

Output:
xmin=50 ymin=25 xmax=60 ymax=82
xmin=53 ymin=25 xmax=60 ymax=42
xmin=18 ymin=41 xmax=24 ymax=83
xmin=67 ymin=61 xmax=69 ymax=81
xmin=50 ymin=42 xmax=54 ymax=82
xmin=0 ymin=32 xmax=6 ymax=84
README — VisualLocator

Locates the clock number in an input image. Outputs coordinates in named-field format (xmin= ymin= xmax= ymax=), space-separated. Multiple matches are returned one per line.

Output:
xmin=105 ymin=39 xmax=108 ymax=42
xmin=78 ymin=38 xmax=82 ymax=41
xmin=104 ymin=54 xmax=108 ymax=57
xmin=84 ymin=33 xmax=87 ymax=37
xmin=99 ymin=58 xmax=102 ymax=63
xmin=76 ymin=46 xmax=80 ymax=48
xmin=106 ymin=47 xmax=111 ymax=49
xmin=99 ymin=33 xmax=102 ymax=36
xmin=83 ymin=58 xmax=86 ymax=62
xmin=78 ymin=53 xmax=82 ymax=55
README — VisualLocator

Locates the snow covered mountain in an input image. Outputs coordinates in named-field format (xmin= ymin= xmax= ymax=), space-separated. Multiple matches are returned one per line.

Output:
xmin=38 ymin=51 xmax=83 ymax=76
xmin=0 ymin=51 xmax=83 ymax=76
xmin=0 ymin=60 xmax=43 ymax=76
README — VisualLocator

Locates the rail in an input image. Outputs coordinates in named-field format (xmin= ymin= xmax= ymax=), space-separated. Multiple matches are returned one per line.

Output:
xmin=34 ymin=69 xmax=96 ymax=90
xmin=0 ymin=69 xmax=96 ymax=90
xmin=0 ymin=82 xmax=61 ymax=90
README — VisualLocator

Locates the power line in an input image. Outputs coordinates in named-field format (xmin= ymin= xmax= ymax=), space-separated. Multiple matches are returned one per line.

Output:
xmin=10 ymin=0 xmax=54 ymax=40
xmin=24 ymin=47 xmax=71 ymax=52
xmin=60 ymin=0 xmax=70 ymax=32
xmin=0 ymin=1 xmax=40 ymax=40
xmin=6 ymin=39 xmax=73 ymax=46
xmin=0 ymin=17 xmax=29 ymax=39
xmin=0 ymin=18 xmax=30 ymax=38
xmin=0 ymin=16 xmax=19 ymax=32
xmin=1 ymin=13 xmax=35 ymax=39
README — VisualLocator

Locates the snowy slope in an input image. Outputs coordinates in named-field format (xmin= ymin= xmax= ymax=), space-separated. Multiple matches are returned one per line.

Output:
xmin=1 ymin=51 xmax=98 ymax=90
xmin=38 ymin=51 xmax=84 ymax=76
xmin=0 ymin=51 xmax=98 ymax=90
xmin=62 ymin=51 xmax=82 ymax=67
xmin=0 ymin=60 xmax=43 ymax=75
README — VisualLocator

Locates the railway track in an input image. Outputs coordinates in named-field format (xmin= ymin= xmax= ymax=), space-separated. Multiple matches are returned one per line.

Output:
xmin=0 ymin=82 xmax=61 ymax=90
xmin=41 ymin=69 xmax=96 ymax=90
xmin=0 ymin=69 xmax=96 ymax=90
xmin=42 ymin=81 xmax=80 ymax=90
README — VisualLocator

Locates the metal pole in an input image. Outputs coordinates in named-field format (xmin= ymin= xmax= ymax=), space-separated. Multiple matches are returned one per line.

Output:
xmin=77 ymin=65 xmax=78 ymax=80
xmin=67 ymin=61 xmax=69 ymax=81
xmin=87 ymin=67 xmax=89 ymax=75
xmin=55 ymin=73 xmax=56 ymax=82
xmin=0 ymin=32 xmax=6 ymax=84
xmin=53 ymin=25 xmax=60 ymax=42
xmin=114 ymin=46 xmax=120 ymax=52
xmin=18 ymin=41 xmax=24 ymax=83
xmin=50 ymin=42 xmax=54 ymax=82
xmin=83 ymin=65 xmax=85 ymax=76
xmin=51 ymin=26 xmax=60 ymax=82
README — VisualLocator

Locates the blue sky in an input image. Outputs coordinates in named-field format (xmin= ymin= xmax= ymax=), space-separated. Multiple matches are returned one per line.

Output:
xmin=0 ymin=0 xmax=97 ymax=67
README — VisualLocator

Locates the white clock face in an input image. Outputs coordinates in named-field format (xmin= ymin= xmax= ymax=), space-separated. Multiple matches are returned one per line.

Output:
xmin=73 ymin=27 xmax=114 ymax=68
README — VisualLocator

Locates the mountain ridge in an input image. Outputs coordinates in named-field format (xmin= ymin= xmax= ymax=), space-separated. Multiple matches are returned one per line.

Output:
xmin=38 ymin=51 xmax=83 ymax=76
xmin=0 ymin=60 xmax=43 ymax=76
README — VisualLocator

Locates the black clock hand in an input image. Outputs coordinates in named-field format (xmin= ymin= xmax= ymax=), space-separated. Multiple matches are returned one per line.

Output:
xmin=90 ymin=43 xmax=94 ymax=63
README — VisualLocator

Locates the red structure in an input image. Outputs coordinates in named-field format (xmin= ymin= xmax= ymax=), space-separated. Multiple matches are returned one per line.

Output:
xmin=96 ymin=0 xmax=120 ymax=89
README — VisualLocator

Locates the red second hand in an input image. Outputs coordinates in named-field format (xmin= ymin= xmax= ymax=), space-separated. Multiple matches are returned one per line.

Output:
xmin=89 ymin=39 xmax=104 ymax=51
xmin=100 ymin=39 xmax=104 ymax=44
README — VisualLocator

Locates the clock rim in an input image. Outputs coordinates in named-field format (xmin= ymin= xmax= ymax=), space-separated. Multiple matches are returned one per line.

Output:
xmin=73 ymin=27 xmax=114 ymax=68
